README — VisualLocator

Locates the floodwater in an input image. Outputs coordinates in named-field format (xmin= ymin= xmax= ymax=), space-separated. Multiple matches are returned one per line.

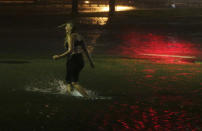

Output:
xmin=0 ymin=8 xmax=202 ymax=130
xmin=25 ymin=79 xmax=111 ymax=100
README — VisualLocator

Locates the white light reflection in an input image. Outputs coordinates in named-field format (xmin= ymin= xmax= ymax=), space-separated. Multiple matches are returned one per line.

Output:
xmin=79 ymin=17 xmax=108 ymax=26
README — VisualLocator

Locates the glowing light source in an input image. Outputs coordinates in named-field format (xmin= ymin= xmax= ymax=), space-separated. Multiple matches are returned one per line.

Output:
xmin=99 ymin=6 xmax=135 ymax=12
xmin=84 ymin=1 xmax=90 ymax=4
xmin=99 ymin=6 xmax=109 ymax=12
xmin=116 ymin=6 xmax=135 ymax=11
xmin=81 ymin=5 xmax=135 ymax=12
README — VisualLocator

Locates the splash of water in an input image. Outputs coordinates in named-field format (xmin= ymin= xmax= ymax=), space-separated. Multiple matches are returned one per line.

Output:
xmin=25 ymin=79 xmax=111 ymax=100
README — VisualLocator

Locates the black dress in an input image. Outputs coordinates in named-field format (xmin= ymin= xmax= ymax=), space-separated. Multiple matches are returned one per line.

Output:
xmin=65 ymin=40 xmax=85 ymax=84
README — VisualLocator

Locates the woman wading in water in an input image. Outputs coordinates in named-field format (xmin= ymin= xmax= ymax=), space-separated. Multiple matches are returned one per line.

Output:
xmin=53 ymin=23 xmax=94 ymax=97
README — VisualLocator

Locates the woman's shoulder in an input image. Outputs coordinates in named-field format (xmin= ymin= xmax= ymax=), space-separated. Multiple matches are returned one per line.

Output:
xmin=71 ymin=33 xmax=84 ymax=41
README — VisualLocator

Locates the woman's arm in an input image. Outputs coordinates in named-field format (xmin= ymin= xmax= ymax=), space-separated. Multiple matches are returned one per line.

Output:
xmin=53 ymin=34 xmax=74 ymax=60
xmin=64 ymin=37 xmax=68 ymax=49
xmin=84 ymin=48 xmax=95 ymax=68
xmin=81 ymin=37 xmax=95 ymax=68
xmin=52 ymin=50 xmax=70 ymax=60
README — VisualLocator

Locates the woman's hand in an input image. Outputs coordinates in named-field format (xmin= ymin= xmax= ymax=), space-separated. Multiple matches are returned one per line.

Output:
xmin=53 ymin=55 xmax=60 ymax=60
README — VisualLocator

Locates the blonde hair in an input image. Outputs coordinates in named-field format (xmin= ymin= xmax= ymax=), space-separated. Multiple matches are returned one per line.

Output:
xmin=58 ymin=22 xmax=75 ymax=32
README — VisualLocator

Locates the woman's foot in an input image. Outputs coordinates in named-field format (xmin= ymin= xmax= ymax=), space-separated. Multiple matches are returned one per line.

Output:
xmin=72 ymin=82 xmax=88 ymax=97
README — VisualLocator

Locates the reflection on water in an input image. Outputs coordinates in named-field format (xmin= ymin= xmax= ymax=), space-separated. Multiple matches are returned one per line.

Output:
xmin=113 ymin=31 xmax=202 ymax=64
xmin=88 ymin=102 xmax=201 ymax=130
xmin=78 ymin=17 xmax=108 ymax=26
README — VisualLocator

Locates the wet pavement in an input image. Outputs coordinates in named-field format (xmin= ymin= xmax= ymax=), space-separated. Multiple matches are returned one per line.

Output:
xmin=0 ymin=8 xmax=202 ymax=130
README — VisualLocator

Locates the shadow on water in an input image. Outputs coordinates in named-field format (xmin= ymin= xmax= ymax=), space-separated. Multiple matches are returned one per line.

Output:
xmin=0 ymin=60 xmax=30 ymax=64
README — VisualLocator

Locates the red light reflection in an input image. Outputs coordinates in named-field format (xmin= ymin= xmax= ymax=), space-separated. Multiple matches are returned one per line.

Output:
xmin=88 ymin=103 xmax=201 ymax=130
xmin=113 ymin=32 xmax=201 ymax=64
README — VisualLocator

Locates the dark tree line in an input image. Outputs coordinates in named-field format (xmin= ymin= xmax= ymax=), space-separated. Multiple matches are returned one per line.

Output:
xmin=109 ymin=0 xmax=115 ymax=14
xmin=72 ymin=0 xmax=78 ymax=15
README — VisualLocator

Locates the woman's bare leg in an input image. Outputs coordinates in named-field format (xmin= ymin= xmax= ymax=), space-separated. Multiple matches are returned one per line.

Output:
xmin=72 ymin=82 xmax=88 ymax=97
xmin=66 ymin=84 xmax=72 ymax=94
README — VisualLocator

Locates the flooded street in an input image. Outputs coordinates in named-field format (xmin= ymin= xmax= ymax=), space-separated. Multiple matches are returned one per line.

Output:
xmin=0 ymin=6 xmax=202 ymax=130
xmin=0 ymin=57 xmax=201 ymax=130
